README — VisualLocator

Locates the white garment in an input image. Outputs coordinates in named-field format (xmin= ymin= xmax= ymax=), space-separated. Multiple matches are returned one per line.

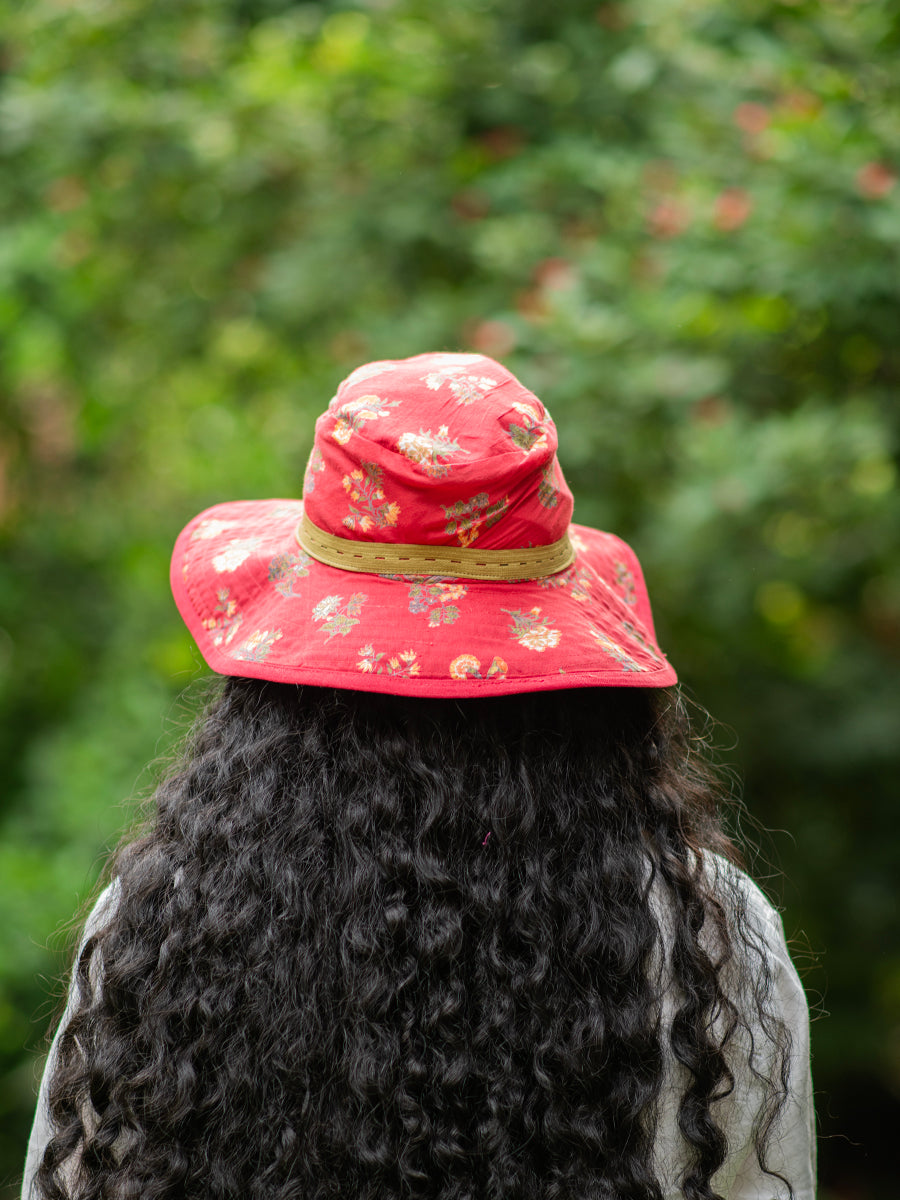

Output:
xmin=22 ymin=879 xmax=120 ymax=1200
xmin=652 ymin=858 xmax=817 ymax=1199
xmin=22 ymin=859 xmax=816 ymax=1199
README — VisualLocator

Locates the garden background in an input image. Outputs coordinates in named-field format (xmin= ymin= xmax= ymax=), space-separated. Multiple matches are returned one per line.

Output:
xmin=1 ymin=0 xmax=898 ymax=1196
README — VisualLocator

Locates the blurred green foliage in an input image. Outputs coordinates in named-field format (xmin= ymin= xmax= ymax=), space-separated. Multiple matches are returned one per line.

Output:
xmin=1 ymin=0 xmax=898 ymax=1195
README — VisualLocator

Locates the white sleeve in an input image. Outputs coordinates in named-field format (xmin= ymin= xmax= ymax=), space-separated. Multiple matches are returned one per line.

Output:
xmin=712 ymin=863 xmax=818 ymax=1200
xmin=21 ymin=881 xmax=120 ymax=1200
xmin=652 ymin=856 xmax=817 ymax=1199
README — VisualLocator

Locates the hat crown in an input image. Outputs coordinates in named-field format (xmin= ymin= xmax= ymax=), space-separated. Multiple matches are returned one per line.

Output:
xmin=302 ymin=352 xmax=574 ymax=551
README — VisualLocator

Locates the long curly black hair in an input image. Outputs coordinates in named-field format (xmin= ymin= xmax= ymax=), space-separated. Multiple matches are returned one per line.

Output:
xmin=34 ymin=679 xmax=793 ymax=1200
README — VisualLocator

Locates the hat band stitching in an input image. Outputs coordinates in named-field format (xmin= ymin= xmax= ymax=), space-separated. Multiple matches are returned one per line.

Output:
xmin=296 ymin=511 xmax=575 ymax=580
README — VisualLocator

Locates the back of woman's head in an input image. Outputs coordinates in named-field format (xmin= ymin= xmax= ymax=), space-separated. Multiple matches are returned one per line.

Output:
xmin=36 ymin=680 xmax=791 ymax=1200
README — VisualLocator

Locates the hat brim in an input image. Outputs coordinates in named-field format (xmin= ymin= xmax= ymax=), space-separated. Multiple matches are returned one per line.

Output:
xmin=171 ymin=500 xmax=677 ymax=698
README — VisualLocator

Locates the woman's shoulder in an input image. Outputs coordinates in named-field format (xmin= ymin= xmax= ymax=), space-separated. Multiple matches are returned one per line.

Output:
xmin=696 ymin=852 xmax=811 ymax=1037
xmin=83 ymin=878 xmax=121 ymax=939
xmin=701 ymin=852 xmax=783 ymax=929
xmin=700 ymin=851 xmax=798 ymax=965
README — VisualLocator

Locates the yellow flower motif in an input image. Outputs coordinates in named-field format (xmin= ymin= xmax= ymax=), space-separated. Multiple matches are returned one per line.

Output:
xmin=450 ymin=654 xmax=482 ymax=680
xmin=203 ymin=588 xmax=242 ymax=646
xmin=342 ymin=462 xmax=401 ymax=532
xmin=442 ymin=492 xmax=509 ymax=547
xmin=449 ymin=654 xmax=507 ymax=680
xmin=357 ymin=645 xmax=419 ymax=676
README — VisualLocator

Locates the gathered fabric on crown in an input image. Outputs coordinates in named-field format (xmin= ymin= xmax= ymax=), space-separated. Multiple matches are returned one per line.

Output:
xmin=170 ymin=352 xmax=677 ymax=697
xmin=303 ymin=351 xmax=573 ymax=556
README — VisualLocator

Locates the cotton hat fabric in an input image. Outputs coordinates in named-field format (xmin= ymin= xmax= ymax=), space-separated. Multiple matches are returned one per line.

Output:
xmin=170 ymin=352 xmax=677 ymax=697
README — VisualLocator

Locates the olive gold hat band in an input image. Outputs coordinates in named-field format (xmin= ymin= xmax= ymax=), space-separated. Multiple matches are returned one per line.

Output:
xmin=296 ymin=510 xmax=576 ymax=581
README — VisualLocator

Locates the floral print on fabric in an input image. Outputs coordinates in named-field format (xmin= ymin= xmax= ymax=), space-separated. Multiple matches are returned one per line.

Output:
xmin=423 ymin=366 xmax=499 ymax=405
xmin=312 ymin=593 xmax=367 ymax=639
xmin=233 ymin=629 xmax=283 ymax=662
xmin=330 ymin=394 xmax=400 ymax=445
xmin=212 ymin=538 xmax=262 ymax=572
xmin=568 ymin=528 xmax=589 ymax=555
xmin=202 ymin=589 xmax=243 ymax=647
xmin=443 ymin=492 xmax=509 ymax=547
xmin=538 ymin=461 xmax=562 ymax=509
xmin=536 ymin=564 xmax=594 ymax=602
xmin=622 ymin=621 xmax=665 ymax=663
xmin=502 ymin=607 xmax=561 ymax=652
xmin=422 ymin=365 xmax=469 ymax=390
xmin=397 ymin=426 xmax=467 ymax=478
xmin=407 ymin=579 xmax=468 ymax=626
xmin=449 ymin=654 xmax=508 ymax=681
xmin=268 ymin=552 xmax=312 ymax=598
xmin=590 ymin=628 xmax=647 ymax=672
xmin=506 ymin=401 xmax=549 ymax=454
xmin=447 ymin=375 xmax=500 ymax=405
xmin=357 ymin=645 xmax=421 ymax=677
xmin=303 ymin=447 xmax=325 ymax=493
xmin=614 ymin=561 xmax=637 ymax=606
xmin=342 ymin=463 xmax=401 ymax=532
xmin=191 ymin=518 xmax=239 ymax=541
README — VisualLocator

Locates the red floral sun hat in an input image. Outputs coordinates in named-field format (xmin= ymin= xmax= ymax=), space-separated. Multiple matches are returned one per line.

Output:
xmin=171 ymin=352 xmax=677 ymax=697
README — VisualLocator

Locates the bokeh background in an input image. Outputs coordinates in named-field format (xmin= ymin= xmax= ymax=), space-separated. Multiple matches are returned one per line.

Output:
xmin=1 ymin=0 xmax=898 ymax=1195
